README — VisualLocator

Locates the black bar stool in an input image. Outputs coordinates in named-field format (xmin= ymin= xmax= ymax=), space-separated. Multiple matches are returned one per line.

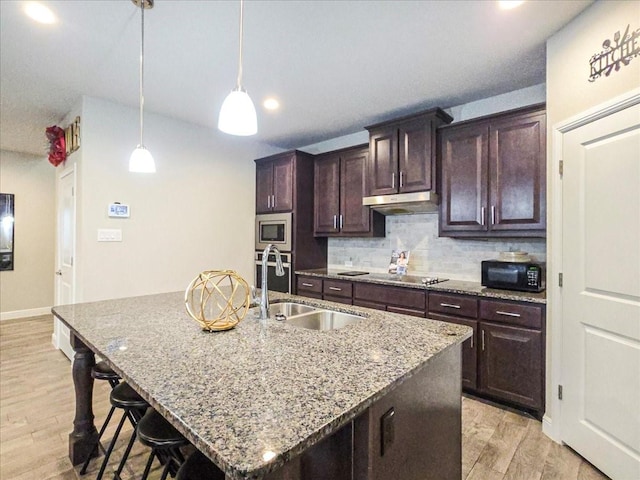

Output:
xmin=92 ymin=381 xmax=148 ymax=480
xmin=79 ymin=361 xmax=121 ymax=475
xmin=131 ymin=408 xmax=190 ymax=480
xmin=176 ymin=450 xmax=225 ymax=480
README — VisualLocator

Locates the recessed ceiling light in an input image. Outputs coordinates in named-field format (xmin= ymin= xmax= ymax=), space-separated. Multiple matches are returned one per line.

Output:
xmin=263 ymin=98 xmax=280 ymax=111
xmin=498 ymin=0 xmax=525 ymax=10
xmin=24 ymin=1 xmax=57 ymax=24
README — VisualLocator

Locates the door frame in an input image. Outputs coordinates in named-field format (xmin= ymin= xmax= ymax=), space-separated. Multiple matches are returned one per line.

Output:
xmin=545 ymin=87 xmax=640 ymax=442
xmin=52 ymin=164 xmax=76 ymax=356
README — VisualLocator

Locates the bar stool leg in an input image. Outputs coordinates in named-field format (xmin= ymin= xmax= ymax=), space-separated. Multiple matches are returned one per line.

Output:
xmin=95 ymin=411 xmax=127 ymax=480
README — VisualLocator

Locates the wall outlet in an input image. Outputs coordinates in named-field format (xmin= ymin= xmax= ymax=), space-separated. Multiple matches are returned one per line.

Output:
xmin=97 ymin=229 xmax=122 ymax=242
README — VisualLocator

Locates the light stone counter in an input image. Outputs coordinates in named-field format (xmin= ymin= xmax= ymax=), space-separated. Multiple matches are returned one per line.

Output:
xmin=296 ymin=268 xmax=547 ymax=304
xmin=53 ymin=290 xmax=470 ymax=479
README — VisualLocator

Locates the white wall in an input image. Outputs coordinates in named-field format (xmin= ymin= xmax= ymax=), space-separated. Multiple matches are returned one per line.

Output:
xmin=74 ymin=96 xmax=281 ymax=302
xmin=545 ymin=0 xmax=640 ymax=438
xmin=0 ymin=151 xmax=56 ymax=319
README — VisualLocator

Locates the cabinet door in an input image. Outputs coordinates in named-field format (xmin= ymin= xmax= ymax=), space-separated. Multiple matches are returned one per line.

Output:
xmin=439 ymin=123 xmax=489 ymax=234
xmin=271 ymin=156 xmax=294 ymax=212
xmin=398 ymin=118 xmax=434 ymax=193
xmin=340 ymin=148 xmax=370 ymax=234
xmin=368 ymin=126 xmax=398 ymax=196
xmin=314 ymin=154 xmax=340 ymax=235
xmin=489 ymin=111 xmax=546 ymax=232
xmin=479 ymin=322 xmax=543 ymax=410
xmin=256 ymin=162 xmax=273 ymax=213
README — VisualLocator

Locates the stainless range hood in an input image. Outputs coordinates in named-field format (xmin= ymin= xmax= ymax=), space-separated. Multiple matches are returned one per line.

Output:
xmin=363 ymin=191 xmax=439 ymax=215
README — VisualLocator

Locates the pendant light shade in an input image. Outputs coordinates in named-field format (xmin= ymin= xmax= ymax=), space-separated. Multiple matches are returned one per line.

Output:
xmin=218 ymin=88 xmax=257 ymax=136
xmin=129 ymin=146 xmax=155 ymax=173
xmin=218 ymin=0 xmax=257 ymax=136
xmin=129 ymin=0 xmax=156 ymax=173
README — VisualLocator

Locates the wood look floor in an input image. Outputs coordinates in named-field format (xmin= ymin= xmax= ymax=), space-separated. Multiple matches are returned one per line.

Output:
xmin=0 ymin=315 xmax=609 ymax=480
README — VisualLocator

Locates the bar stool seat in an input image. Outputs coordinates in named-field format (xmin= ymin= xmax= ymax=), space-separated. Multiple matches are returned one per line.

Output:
xmin=176 ymin=450 xmax=225 ymax=480
xmin=136 ymin=408 xmax=189 ymax=480
xmin=92 ymin=360 xmax=120 ymax=386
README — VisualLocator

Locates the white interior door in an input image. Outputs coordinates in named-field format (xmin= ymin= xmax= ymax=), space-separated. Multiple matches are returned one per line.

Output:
xmin=53 ymin=167 xmax=76 ymax=361
xmin=561 ymin=100 xmax=640 ymax=479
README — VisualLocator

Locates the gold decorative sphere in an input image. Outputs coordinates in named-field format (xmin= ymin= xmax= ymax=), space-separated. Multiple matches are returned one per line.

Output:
xmin=184 ymin=270 xmax=251 ymax=332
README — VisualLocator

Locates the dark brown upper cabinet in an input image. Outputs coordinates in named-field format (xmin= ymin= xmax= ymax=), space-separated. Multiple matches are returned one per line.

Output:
xmin=314 ymin=145 xmax=384 ymax=237
xmin=366 ymin=108 xmax=453 ymax=197
xmin=255 ymin=152 xmax=295 ymax=213
xmin=438 ymin=104 xmax=546 ymax=238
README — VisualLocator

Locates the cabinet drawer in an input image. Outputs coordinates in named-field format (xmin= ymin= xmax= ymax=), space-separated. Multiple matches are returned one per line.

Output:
xmin=297 ymin=276 xmax=322 ymax=294
xmin=323 ymin=279 xmax=353 ymax=298
xmin=480 ymin=299 xmax=542 ymax=330
xmin=428 ymin=293 xmax=478 ymax=319
xmin=354 ymin=283 xmax=426 ymax=311
xmin=387 ymin=305 xmax=426 ymax=318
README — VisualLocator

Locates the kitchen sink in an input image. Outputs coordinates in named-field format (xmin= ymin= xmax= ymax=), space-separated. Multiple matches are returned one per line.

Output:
xmin=269 ymin=302 xmax=318 ymax=317
xmin=284 ymin=310 xmax=363 ymax=331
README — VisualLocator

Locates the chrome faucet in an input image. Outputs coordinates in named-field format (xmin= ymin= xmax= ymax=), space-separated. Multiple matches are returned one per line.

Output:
xmin=260 ymin=244 xmax=285 ymax=320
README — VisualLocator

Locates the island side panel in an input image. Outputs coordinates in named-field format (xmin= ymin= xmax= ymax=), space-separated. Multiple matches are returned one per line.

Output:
xmin=363 ymin=344 xmax=462 ymax=480
xmin=68 ymin=332 xmax=99 ymax=465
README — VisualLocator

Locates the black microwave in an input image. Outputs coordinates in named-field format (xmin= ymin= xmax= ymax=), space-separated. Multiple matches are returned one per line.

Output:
xmin=481 ymin=260 xmax=545 ymax=292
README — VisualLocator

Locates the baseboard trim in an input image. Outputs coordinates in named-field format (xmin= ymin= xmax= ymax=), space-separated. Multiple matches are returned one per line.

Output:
xmin=0 ymin=306 xmax=52 ymax=321
xmin=542 ymin=414 xmax=562 ymax=443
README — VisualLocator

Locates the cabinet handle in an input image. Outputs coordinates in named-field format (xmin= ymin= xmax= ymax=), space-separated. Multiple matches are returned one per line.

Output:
xmin=329 ymin=286 xmax=342 ymax=291
xmin=339 ymin=214 xmax=343 ymax=230
xmin=480 ymin=207 xmax=486 ymax=226
xmin=302 ymin=283 xmax=314 ymax=287
xmin=496 ymin=310 xmax=521 ymax=318
xmin=267 ymin=195 xmax=271 ymax=209
xmin=491 ymin=205 xmax=496 ymax=225
xmin=272 ymin=195 xmax=276 ymax=209
xmin=481 ymin=329 xmax=485 ymax=351
xmin=391 ymin=172 xmax=395 ymax=189
xmin=440 ymin=303 xmax=461 ymax=309
xmin=333 ymin=214 xmax=337 ymax=229
xmin=470 ymin=335 xmax=474 ymax=349
xmin=399 ymin=171 xmax=404 ymax=188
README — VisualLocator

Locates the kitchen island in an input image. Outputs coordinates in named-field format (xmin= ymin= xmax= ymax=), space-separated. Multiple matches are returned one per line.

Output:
xmin=53 ymin=290 xmax=471 ymax=480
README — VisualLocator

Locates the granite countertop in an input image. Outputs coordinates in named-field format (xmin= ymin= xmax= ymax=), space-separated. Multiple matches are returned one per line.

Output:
xmin=52 ymin=290 xmax=470 ymax=480
xmin=296 ymin=268 xmax=547 ymax=304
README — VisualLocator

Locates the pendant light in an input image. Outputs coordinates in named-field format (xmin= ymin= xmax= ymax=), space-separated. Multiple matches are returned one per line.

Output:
xmin=218 ymin=0 xmax=257 ymax=136
xmin=129 ymin=0 xmax=156 ymax=173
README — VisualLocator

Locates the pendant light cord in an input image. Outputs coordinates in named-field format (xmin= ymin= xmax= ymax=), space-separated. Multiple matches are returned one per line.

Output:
xmin=236 ymin=0 xmax=244 ymax=89
xmin=139 ymin=1 xmax=145 ymax=147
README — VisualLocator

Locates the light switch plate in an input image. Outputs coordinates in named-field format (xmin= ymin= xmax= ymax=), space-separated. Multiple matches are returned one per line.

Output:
xmin=97 ymin=229 xmax=122 ymax=242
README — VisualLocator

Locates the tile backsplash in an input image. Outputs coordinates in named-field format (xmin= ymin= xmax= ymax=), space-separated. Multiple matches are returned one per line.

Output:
xmin=328 ymin=214 xmax=546 ymax=282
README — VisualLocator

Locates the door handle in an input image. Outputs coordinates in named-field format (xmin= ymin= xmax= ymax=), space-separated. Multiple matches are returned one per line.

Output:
xmin=55 ymin=270 xmax=62 ymax=276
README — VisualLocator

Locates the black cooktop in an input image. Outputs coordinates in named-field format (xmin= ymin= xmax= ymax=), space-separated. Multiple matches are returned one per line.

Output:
xmin=337 ymin=271 xmax=370 ymax=276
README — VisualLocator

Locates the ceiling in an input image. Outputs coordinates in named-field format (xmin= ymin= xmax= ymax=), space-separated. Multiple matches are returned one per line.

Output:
xmin=0 ymin=0 xmax=593 ymax=157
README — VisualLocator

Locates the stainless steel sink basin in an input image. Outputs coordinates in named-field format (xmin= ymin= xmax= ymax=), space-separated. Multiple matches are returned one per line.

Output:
xmin=269 ymin=302 xmax=317 ymax=317
xmin=284 ymin=310 xmax=363 ymax=331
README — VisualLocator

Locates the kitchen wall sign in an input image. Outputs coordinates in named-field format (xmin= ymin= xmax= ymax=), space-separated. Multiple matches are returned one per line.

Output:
xmin=588 ymin=24 xmax=639 ymax=82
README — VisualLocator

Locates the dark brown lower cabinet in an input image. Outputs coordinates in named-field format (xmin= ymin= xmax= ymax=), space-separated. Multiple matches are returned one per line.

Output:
xmin=479 ymin=321 xmax=542 ymax=410
xmin=353 ymin=283 xmax=426 ymax=317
